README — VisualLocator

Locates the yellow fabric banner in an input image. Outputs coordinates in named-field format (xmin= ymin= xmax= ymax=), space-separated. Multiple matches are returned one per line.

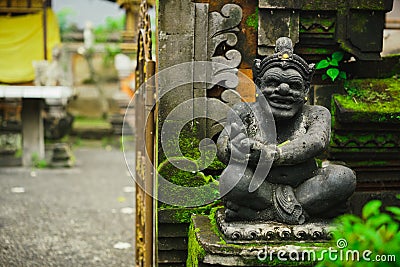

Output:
xmin=0 ymin=9 xmax=61 ymax=83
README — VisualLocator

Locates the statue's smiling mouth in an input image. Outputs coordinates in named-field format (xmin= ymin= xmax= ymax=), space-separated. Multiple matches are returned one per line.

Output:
xmin=268 ymin=95 xmax=295 ymax=110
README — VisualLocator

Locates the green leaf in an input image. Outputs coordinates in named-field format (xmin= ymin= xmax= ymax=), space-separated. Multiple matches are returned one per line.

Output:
xmin=327 ymin=68 xmax=340 ymax=81
xmin=322 ymin=74 xmax=328 ymax=80
xmin=362 ymin=200 xmax=382 ymax=219
xmin=386 ymin=206 xmax=400 ymax=216
xmin=366 ymin=213 xmax=393 ymax=230
xmin=332 ymin=51 xmax=344 ymax=62
xmin=384 ymin=222 xmax=399 ymax=240
xmin=362 ymin=227 xmax=382 ymax=244
xmin=329 ymin=58 xmax=339 ymax=67
xmin=339 ymin=71 xmax=347 ymax=80
xmin=316 ymin=59 xmax=330 ymax=69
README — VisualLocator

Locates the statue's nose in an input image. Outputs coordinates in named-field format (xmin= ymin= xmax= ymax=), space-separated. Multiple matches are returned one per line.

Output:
xmin=278 ymin=83 xmax=290 ymax=95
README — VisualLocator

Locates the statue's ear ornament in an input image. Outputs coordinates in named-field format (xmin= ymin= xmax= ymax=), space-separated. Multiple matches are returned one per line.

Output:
xmin=254 ymin=59 xmax=261 ymax=70
xmin=252 ymin=58 xmax=261 ymax=82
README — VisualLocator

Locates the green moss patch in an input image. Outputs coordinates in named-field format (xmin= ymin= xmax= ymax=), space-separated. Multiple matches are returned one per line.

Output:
xmin=245 ymin=8 xmax=258 ymax=30
xmin=339 ymin=78 xmax=400 ymax=113
xmin=331 ymin=132 xmax=397 ymax=147
xmin=158 ymin=122 xmax=225 ymax=188
xmin=187 ymin=221 xmax=206 ymax=267
xmin=333 ymin=78 xmax=400 ymax=123
xmin=159 ymin=203 xmax=222 ymax=224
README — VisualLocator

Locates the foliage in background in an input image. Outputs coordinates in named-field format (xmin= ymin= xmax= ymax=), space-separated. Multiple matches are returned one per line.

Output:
xmin=317 ymin=198 xmax=400 ymax=267
xmin=94 ymin=15 xmax=125 ymax=43
xmin=344 ymin=79 xmax=396 ymax=104
xmin=56 ymin=7 xmax=125 ymax=43
xmin=56 ymin=7 xmax=78 ymax=34
xmin=31 ymin=153 xmax=48 ymax=168
xmin=316 ymin=51 xmax=347 ymax=82
xmin=103 ymin=44 xmax=122 ymax=67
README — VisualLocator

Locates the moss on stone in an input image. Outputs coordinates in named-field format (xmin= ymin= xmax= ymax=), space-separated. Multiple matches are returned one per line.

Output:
xmin=303 ymin=47 xmax=330 ymax=55
xmin=303 ymin=1 xmax=387 ymax=11
xmin=158 ymin=202 xmax=222 ymax=224
xmin=207 ymin=207 xmax=227 ymax=245
xmin=330 ymin=96 xmax=337 ymax=129
xmin=176 ymin=125 xmax=225 ymax=170
xmin=245 ymin=7 xmax=258 ymax=30
xmin=350 ymin=160 xmax=389 ymax=167
xmin=333 ymin=78 xmax=400 ymax=122
xmin=332 ymin=132 xmax=396 ymax=146
xmin=157 ymin=122 xmax=225 ymax=188
xmin=181 ymin=205 xmax=220 ymax=224
xmin=187 ymin=222 xmax=206 ymax=267
xmin=299 ymin=18 xmax=335 ymax=34
xmin=157 ymin=156 xmax=215 ymax=187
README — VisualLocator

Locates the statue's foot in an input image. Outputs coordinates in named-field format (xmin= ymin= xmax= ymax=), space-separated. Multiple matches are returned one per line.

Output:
xmin=225 ymin=201 xmax=258 ymax=222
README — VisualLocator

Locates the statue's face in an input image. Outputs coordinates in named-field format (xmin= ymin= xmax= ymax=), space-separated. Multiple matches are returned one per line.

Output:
xmin=259 ymin=67 xmax=306 ymax=120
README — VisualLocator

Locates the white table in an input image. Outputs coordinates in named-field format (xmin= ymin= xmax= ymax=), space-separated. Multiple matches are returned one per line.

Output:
xmin=0 ymin=86 xmax=73 ymax=166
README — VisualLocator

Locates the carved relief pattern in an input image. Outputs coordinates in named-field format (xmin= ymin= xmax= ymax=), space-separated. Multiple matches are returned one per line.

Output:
xmin=299 ymin=17 xmax=335 ymax=33
xmin=136 ymin=191 xmax=145 ymax=266
xmin=135 ymin=1 xmax=154 ymax=266
xmin=331 ymin=133 xmax=400 ymax=149
xmin=207 ymin=4 xmax=243 ymax=90
xmin=216 ymin=209 xmax=332 ymax=243
xmin=138 ymin=0 xmax=152 ymax=62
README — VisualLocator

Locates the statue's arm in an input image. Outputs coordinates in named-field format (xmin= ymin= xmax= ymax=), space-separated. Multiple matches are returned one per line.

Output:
xmin=216 ymin=103 xmax=248 ymax=165
xmin=216 ymin=125 xmax=231 ymax=165
xmin=274 ymin=105 xmax=331 ymax=165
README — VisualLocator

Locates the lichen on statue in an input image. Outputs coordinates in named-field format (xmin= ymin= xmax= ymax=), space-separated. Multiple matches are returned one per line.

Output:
xmin=216 ymin=37 xmax=356 ymax=224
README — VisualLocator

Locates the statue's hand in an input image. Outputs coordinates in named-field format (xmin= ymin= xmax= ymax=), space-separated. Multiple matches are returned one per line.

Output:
xmin=230 ymin=122 xmax=246 ymax=139
xmin=231 ymin=138 xmax=274 ymax=164
xmin=229 ymin=133 xmax=251 ymax=162
xmin=250 ymin=141 xmax=278 ymax=163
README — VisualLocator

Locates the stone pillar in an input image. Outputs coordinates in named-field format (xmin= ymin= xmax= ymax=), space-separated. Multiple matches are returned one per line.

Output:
xmin=21 ymin=99 xmax=44 ymax=166
xmin=117 ymin=0 xmax=142 ymax=53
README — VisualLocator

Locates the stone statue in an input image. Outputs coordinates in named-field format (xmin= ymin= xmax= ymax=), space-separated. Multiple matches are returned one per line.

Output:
xmin=33 ymin=46 xmax=65 ymax=86
xmin=217 ymin=37 xmax=356 ymax=225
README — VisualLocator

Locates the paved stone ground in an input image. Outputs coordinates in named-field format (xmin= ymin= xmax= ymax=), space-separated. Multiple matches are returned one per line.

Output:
xmin=0 ymin=146 xmax=136 ymax=267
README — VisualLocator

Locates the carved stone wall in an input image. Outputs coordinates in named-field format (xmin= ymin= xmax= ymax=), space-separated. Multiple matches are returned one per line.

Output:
xmin=157 ymin=1 xmax=256 ymax=265
xmin=159 ymin=0 xmax=260 ymax=143
xmin=258 ymin=0 xmax=394 ymax=61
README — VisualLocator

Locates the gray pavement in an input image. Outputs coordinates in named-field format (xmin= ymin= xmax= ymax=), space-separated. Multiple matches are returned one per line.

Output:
xmin=0 ymin=146 xmax=135 ymax=267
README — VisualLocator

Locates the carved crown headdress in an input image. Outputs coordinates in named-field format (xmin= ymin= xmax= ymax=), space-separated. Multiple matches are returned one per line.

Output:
xmin=253 ymin=37 xmax=315 ymax=88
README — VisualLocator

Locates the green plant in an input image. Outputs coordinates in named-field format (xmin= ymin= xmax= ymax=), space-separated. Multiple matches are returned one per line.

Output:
xmin=103 ymin=44 xmax=122 ymax=67
xmin=31 ymin=153 xmax=48 ymax=168
xmin=317 ymin=197 xmax=400 ymax=267
xmin=14 ymin=148 xmax=22 ymax=159
xmin=316 ymin=51 xmax=347 ymax=82
xmin=344 ymin=79 xmax=393 ymax=104
xmin=94 ymin=15 xmax=125 ymax=43
xmin=56 ymin=7 xmax=76 ymax=34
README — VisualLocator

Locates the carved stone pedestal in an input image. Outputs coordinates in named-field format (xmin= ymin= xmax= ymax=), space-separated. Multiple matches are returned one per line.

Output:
xmin=50 ymin=143 xmax=74 ymax=168
xmin=216 ymin=209 xmax=333 ymax=244
xmin=188 ymin=211 xmax=333 ymax=267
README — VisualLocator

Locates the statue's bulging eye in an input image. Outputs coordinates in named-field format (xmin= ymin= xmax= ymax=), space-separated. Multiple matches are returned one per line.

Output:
xmin=263 ymin=79 xmax=279 ymax=88
xmin=290 ymin=82 xmax=303 ymax=91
